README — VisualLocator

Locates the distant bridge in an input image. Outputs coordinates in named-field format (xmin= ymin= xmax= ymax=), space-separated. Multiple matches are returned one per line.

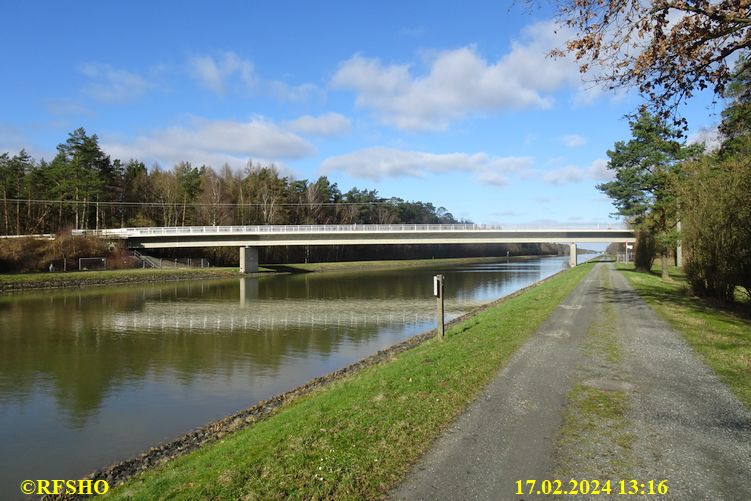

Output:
xmin=74 ymin=223 xmax=635 ymax=272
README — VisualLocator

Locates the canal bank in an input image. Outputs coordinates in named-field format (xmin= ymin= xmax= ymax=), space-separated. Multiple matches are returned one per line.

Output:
xmin=76 ymin=263 xmax=593 ymax=500
xmin=0 ymin=254 xmax=574 ymax=293
xmin=0 ymin=267 xmax=239 ymax=293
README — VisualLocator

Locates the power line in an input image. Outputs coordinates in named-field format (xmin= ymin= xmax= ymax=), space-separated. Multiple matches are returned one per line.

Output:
xmin=2 ymin=198 xmax=434 ymax=208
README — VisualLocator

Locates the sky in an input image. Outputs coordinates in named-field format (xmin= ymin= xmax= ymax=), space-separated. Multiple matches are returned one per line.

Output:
xmin=0 ymin=1 xmax=721 ymax=226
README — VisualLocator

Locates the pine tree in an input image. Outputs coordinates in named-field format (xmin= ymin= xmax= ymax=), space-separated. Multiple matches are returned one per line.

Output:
xmin=598 ymin=109 xmax=700 ymax=278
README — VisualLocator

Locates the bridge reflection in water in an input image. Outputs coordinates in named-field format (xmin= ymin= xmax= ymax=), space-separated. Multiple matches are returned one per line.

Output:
xmin=109 ymin=278 xmax=467 ymax=333
xmin=110 ymin=307 xmax=441 ymax=332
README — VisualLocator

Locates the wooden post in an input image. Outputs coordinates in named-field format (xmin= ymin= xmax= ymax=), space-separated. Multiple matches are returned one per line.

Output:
xmin=434 ymin=274 xmax=445 ymax=339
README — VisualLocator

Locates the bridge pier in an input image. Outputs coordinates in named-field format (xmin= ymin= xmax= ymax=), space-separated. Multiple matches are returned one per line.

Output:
xmin=569 ymin=243 xmax=577 ymax=267
xmin=239 ymin=246 xmax=259 ymax=274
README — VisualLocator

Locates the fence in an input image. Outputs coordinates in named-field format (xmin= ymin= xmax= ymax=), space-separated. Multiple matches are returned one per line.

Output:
xmin=132 ymin=250 xmax=209 ymax=269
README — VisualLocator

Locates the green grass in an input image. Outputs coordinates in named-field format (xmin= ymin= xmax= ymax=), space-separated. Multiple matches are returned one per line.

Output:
xmin=0 ymin=267 xmax=238 ymax=287
xmin=617 ymin=263 xmax=751 ymax=407
xmin=560 ymin=384 xmax=629 ymax=435
xmin=558 ymin=384 xmax=637 ymax=476
xmin=107 ymin=263 xmax=594 ymax=500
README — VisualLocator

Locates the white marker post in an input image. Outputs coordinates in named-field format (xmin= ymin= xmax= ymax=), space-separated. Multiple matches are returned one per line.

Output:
xmin=434 ymin=274 xmax=445 ymax=339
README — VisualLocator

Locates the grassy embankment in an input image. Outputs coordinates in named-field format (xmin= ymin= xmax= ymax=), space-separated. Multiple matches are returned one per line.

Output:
xmin=106 ymin=263 xmax=593 ymax=500
xmin=0 ymin=267 xmax=238 ymax=291
xmin=1 ymin=255 xmax=555 ymax=291
xmin=617 ymin=263 xmax=751 ymax=408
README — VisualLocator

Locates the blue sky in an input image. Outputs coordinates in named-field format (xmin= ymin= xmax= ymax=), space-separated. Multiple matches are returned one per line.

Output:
xmin=0 ymin=1 xmax=720 ymax=225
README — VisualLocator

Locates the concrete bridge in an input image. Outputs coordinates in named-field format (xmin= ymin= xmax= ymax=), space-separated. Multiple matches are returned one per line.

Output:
xmin=74 ymin=223 xmax=635 ymax=272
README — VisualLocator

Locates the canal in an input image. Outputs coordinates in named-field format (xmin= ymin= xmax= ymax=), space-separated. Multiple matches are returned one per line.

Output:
xmin=0 ymin=255 xmax=587 ymax=494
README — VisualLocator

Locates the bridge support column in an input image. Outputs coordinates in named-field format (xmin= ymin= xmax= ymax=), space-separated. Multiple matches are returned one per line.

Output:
xmin=239 ymin=246 xmax=258 ymax=274
xmin=569 ymin=243 xmax=577 ymax=267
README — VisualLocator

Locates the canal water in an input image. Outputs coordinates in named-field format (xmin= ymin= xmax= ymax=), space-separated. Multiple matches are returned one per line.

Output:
xmin=0 ymin=255 xmax=588 ymax=494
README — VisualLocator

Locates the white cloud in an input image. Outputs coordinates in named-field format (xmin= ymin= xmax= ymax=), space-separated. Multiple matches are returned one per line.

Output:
xmin=102 ymin=116 xmax=313 ymax=169
xmin=330 ymin=21 xmax=581 ymax=131
xmin=285 ymin=113 xmax=351 ymax=137
xmin=542 ymin=165 xmax=587 ymax=184
xmin=688 ymin=126 xmax=722 ymax=152
xmin=79 ymin=63 xmax=154 ymax=102
xmin=188 ymin=53 xmax=323 ymax=102
xmin=475 ymin=170 xmax=512 ymax=187
xmin=268 ymin=81 xmax=321 ymax=102
xmin=589 ymin=158 xmax=611 ymax=180
xmin=188 ymin=51 xmax=255 ymax=95
xmin=542 ymin=158 xmax=611 ymax=184
xmin=559 ymin=133 xmax=587 ymax=148
xmin=321 ymin=146 xmax=532 ymax=185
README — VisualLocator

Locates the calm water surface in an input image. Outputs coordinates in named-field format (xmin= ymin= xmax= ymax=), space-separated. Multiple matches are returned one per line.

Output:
xmin=0 ymin=255 xmax=587 ymax=493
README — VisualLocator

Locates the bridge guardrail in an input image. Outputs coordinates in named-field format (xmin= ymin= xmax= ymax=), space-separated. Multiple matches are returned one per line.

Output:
xmin=72 ymin=223 xmax=629 ymax=238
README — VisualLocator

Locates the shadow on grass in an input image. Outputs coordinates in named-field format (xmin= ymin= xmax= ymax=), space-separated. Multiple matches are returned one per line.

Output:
xmin=262 ymin=264 xmax=312 ymax=274
xmin=589 ymin=255 xmax=617 ymax=263
xmin=616 ymin=267 xmax=751 ymax=320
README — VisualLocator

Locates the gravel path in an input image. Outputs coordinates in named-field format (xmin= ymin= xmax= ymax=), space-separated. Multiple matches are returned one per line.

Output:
xmin=390 ymin=263 xmax=751 ymax=500
xmin=608 ymin=267 xmax=751 ymax=500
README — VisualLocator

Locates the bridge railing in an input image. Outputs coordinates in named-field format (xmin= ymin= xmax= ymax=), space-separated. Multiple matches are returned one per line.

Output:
xmin=72 ymin=222 xmax=629 ymax=238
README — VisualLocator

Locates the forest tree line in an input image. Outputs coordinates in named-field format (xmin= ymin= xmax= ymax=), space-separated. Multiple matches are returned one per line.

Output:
xmin=1 ymin=131 xmax=569 ymax=271
xmin=0 ymin=128 xmax=466 ymax=236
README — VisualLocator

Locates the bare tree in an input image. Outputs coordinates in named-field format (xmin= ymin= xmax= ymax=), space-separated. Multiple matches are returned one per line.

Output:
xmin=549 ymin=0 xmax=751 ymax=119
xmin=197 ymin=169 xmax=229 ymax=226
xmin=218 ymin=164 xmax=243 ymax=225
xmin=150 ymin=170 xmax=182 ymax=226
xmin=375 ymin=206 xmax=396 ymax=224
xmin=305 ymin=181 xmax=324 ymax=224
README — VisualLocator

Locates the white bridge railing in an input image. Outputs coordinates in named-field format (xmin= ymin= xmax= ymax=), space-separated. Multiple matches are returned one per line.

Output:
xmin=73 ymin=223 xmax=629 ymax=238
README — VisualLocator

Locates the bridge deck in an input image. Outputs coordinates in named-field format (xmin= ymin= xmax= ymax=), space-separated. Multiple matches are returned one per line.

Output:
xmin=74 ymin=224 xmax=635 ymax=248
